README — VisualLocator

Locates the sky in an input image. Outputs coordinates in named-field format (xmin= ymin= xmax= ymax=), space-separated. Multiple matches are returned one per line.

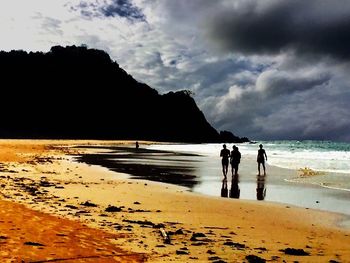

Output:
xmin=2 ymin=0 xmax=350 ymax=141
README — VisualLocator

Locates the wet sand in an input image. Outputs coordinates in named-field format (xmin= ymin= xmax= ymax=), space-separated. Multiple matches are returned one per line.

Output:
xmin=76 ymin=145 xmax=350 ymax=217
xmin=0 ymin=140 xmax=349 ymax=262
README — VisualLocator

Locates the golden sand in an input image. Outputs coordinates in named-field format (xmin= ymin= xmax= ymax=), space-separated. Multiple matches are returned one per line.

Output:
xmin=0 ymin=140 xmax=349 ymax=262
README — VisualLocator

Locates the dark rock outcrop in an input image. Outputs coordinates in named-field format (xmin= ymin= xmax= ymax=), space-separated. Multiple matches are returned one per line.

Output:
xmin=219 ymin=131 xmax=250 ymax=143
xmin=0 ymin=45 xmax=245 ymax=142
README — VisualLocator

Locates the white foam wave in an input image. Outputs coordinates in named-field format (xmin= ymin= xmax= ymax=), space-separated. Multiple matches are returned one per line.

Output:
xmin=147 ymin=142 xmax=350 ymax=174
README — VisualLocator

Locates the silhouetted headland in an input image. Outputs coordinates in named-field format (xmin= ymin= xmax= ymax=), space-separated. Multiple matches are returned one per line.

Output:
xmin=0 ymin=45 xmax=249 ymax=143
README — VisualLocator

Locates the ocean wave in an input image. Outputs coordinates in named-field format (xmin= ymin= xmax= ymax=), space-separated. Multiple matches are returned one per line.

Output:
xmin=148 ymin=141 xmax=350 ymax=174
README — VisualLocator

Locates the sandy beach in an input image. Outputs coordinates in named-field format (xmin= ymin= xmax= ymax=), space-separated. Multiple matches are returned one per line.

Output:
xmin=0 ymin=140 xmax=349 ymax=262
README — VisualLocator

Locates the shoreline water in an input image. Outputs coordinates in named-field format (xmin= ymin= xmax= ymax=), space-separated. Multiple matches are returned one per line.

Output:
xmin=147 ymin=141 xmax=350 ymax=174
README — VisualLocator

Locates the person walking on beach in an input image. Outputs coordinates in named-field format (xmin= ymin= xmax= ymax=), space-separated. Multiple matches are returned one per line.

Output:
xmin=220 ymin=144 xmax=230 ymax=179
xmin=230 ymin=145 xmax=241 ymax=177
xmin=257 ymin=144 xmax=267 ymax=175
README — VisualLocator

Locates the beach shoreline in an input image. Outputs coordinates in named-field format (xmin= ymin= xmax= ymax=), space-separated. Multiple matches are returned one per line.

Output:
xmin=75 ymin=143 xmax=350 ymax=219
xmin=0 ymin=140 xmax=349 ymax=262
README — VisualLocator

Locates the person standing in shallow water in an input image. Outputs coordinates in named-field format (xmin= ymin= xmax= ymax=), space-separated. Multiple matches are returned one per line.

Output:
xmin=230 ymin=145 xmax=241 ymax=177
xmin=220 ymin=144 xmax=230 ymax=179
xmin=257 ymin=144 xmax=267 ymax=175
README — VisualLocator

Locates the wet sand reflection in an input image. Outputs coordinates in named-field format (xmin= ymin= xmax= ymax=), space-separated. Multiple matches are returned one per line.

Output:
xmin=230 ymin=174 xmax=240 ymax=199
xmin=221 ymin=179 xmax=228 ymax=197
xmin=257 ymin=174 xmax=267 ymax=200
xmin=221 ymin=174 xmax=240 ymax=199
xmin=220 ymin=174 xmax=267 ymax=201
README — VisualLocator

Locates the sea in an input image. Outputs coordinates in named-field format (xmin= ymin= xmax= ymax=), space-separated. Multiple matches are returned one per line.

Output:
xmin=145 ymin=140 xmax=350 ymax=217
xmin=148 ymin=140 xmax=350 ymax=175
xmin=75 ymin=140 xmax=350 ymax=218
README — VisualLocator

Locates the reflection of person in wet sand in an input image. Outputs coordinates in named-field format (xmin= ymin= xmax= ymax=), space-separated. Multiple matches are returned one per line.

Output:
xmin=257 ymin=144 xmax=267 ymax=175
xmin=256 ymin=174 xmax=266 ymax=200
xmin=221 ymin=178 xmax=228 ymax=197
xmin=220 ymin=144 xmax=230 ymax=179
xmin=230 ymin=145 xmax=241 ymax=177
xmin=229 ymin=174 xmax=240 ymax=199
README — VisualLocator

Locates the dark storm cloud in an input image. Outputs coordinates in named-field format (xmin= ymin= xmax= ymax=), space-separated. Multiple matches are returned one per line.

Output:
xmin=256 ymin=70 xmax=331 ymax=98
xmin=191 ymin=58 xmax=257 ymax=96
xmin=207 ymin=0 xmax=350 ymax=60
xmin=73 ymin=0 xmax=145 ymax=21
xmin=100 ymin=0 xmax=145 ymax=20
xmin=60 ymin=0 xmax=350 ymax=141
xmin=202 ymin=67 xmax=334 ymax=140
xmin=255 ymin=85 xmax=350 ymax=141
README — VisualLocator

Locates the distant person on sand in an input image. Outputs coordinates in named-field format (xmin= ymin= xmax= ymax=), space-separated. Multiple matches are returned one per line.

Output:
xmin=220 ymin=144 xmax=230 ymax=178
xmin=135 ymin=141 xmax=139 ymax=150
xmin=230 ymin=145 xmax=241 ymax=177
xmin=257 ymin=144 xmax=267 ymax=175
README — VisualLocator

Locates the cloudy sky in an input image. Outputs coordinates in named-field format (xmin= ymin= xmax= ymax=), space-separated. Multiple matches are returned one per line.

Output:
xmin=2 ymin=0 xmax=350 ymax=141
